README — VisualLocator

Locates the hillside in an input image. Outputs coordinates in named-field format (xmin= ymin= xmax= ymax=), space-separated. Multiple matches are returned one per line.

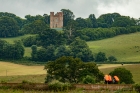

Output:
xmin=87 ymin=32 xmax=140 ymax=62
xmin=1 ymin=32 xmax=140 ymax=62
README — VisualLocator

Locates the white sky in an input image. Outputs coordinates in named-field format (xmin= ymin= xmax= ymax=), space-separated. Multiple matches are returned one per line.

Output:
xmin=0 ymin=0 xmax=140 ymax=19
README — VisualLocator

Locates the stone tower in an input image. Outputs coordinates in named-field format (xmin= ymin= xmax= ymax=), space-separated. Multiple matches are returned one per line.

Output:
xmin=50 ymin=12 xmax=63 ymax=28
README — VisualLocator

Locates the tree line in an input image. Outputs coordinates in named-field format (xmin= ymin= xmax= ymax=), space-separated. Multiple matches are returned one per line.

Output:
xmin=0 ymin=10 xmax=140 ymax=62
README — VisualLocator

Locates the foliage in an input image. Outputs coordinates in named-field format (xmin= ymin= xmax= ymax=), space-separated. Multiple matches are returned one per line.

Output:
xmin=108 ymin=56 xmax=117 ymax=62
xmin=0 ymin=39 xmax=24 ymax=59
xmin=133 ymin=83 xmax=140 ymax=93
xmin=63 ymin=20 xmax=78 ymax=43
xmin=61 ymin=9 xmax=75 ymax=26
xmin=38 ymin=28 xmax=66 ymax=47
xmin=48 ymin=80 xmax=73 ymax=91
xmin=44 ymin=56 xmax=104 ymax=83
xmin=0 ymin=16 xmax=19 ymax=37
xmin=31 ymin=45 xmax=37 ymax=61
xmin=22 ymin=20 xmax=48 ymax=34
xmin=22 ymin=36 xmax=37 ymax=47
xmin=82 ymin=75 xmax=95 ymax=84
xmin=55 ymin=45 xmax=72 ymax=58
xmin=95 ymin=52 xmax=107 ymax=62
xmin=36 ymin=45 xmax=55 ymax=62
xmin=69 ymin=37 xmax=94 ymax=62
xmin=109 ymin=68 xmax=134 ymax=84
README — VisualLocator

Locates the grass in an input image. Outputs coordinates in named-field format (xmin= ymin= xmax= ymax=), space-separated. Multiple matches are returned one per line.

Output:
xmin=87 ymin=32 xmax=140 ymax=62
xmin=0 ymin=62 xmax=45 ymax=76
xmin=0 ymin=89 xmax=137 ymax=93
xmin=0 ymin=34 xmax=35 ymax=44
xmin=99 ymin=64 xmax=140 ymax=83
xmin=1 ymin=32 xmax=140 ymax=62
xmin=0 ymin=62 xmax=139 ymax=84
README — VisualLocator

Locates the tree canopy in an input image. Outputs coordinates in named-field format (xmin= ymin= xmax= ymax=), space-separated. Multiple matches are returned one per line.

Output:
xmin=109 ymin=68 xmax=134 ymax=84
xmin=44 ymin=56 xmax=104 ymax=83
xmin=0 ymin=16 xmax=19 ymax=37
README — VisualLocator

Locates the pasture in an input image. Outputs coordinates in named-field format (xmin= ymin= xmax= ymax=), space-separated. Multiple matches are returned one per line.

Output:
xmin=87 ymin=32 xmax=140 ymax=62
xmin=0 ymin=62 xmax=139 ymax=84
xmin=1 ymin=32 xmax=140 ymax=61
xmin=99 ymin=64 xmax=140 ymax=83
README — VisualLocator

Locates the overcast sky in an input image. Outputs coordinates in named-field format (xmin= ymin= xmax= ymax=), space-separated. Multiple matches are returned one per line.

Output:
xmin=0 ymin=0 xmax=140 ymax=19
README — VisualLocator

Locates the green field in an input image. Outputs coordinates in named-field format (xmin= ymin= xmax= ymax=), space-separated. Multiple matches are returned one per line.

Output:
xmin=0 ymin=62 xmax=139 ymax=84
xmin=87 ymin=32 xmax=140 ymax=62
xmin=99 ymin=64 xmax=140 ymax=83
xmin=1 ymin=32 xmax=140 ymax=62
xmin=0 ymin=34 xmax=35 ymax=57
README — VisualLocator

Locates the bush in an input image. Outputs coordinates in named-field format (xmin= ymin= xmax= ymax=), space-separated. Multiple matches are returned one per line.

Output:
xmin=134 ymin=83 xmax=140 ymax=93
xmin=48 ymin=80 xmax=74 ymax=91
xmin=82 ymin=75 xmax=95 ymax=84
xmin=109 ymin=68 xmax=134 ymax=84
xmin=108 ymin=56 xmax=117 ymax=62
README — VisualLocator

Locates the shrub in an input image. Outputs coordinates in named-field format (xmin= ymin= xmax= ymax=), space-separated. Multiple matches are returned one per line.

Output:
xmin=109 ymin=68 xmax=134 ymax=84
xmin=134 ymin=83 xmax=140 ymax=93
xmin=82 ymin=75 xmax=95 ymax=84
xmin=108 ymin=56 xmax=117 ymax=62
xmin=48 ymin=80 xmax=74 ymax=91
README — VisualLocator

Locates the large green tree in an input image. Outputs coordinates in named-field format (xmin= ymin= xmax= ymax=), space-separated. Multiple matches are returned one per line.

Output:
xmin=109 ymin=68 xmax=134 ymax=84
xmin=38 ymin=28 xmax=65 ymax=47
xmin=89 ymin=14 xmax=98 ymax=28
xmin=61 ymin=9 xmax=75 ymax=26
xmin=0 ymin=40 xmax=24 ymax=59
xmin=69 ymin=38 xmax=94 ymax=62
xmin=95 ymin=52 xmax=107 ymax=62
xmin=44 ymin=56 xmax=104 ymax=83
xmin=0 ymin=16 xmax=19 ymax=37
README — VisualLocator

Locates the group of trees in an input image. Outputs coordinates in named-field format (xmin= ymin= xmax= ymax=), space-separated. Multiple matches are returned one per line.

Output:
xmin=44 ymin=56 xmax=134 ymax=84
xmin=0 ymin=39 xmax=24 ymax=60
xmin=31 ymin=38 xmax=94 ymax=62
xmin=0 ymin=11 xmax=136 ymax=85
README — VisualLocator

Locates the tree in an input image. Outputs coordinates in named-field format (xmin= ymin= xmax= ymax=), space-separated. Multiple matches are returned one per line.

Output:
xmin=0 ymin=40 xmax=24 ymax=59
xmin=76 ymin=17 xmax=87 ymax=29
xmin=44 ymin=56 xmax=103 ymax=83
xmin=69 ymin=38 xmax=94 ymax=62
xmin=31 ymin=45 xmax=37 ymax=61
xmin=108 ymin=56 xmax=117 ymax=62
xmin=63 ymin=20 xmax=78 ymax=43
xmin=12 ymin=40 xmax=25 ymax=59
xmin=55 ymin=45 xmax=72 ymax=58
xmin=0 ymin=16 xmax=19 ymax=37
xmin=61 ymin=9 xmax=75 ymax=26
xmin=109 ymin=68 xmax=134 ymax=84
xmin=38 ymin=28 xmax=65 ymax=47
xmin=95 ymin=52 xmax=107 ymax=62
xmin=22 ymin=36 xmax=37 ymax=47
xmin=112 ymin=16 xmax=136 ymax=27
xmin=22 ymin=20 xmax=48 ymax=34
xmin=36 ymin=45 xmax=55 ymax=62
xmin=97 ymin=13 xmax=121 ymax=27
xmin=89 ymin=14 xmax=98 ymax=28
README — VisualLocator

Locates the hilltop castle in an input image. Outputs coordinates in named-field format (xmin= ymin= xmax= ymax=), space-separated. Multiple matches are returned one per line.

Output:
xmin=50 ymin=12 xmax=63 ymax=28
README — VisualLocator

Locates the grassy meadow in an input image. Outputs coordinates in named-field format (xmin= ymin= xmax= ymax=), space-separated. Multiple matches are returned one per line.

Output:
xmin=0 ymin=62 xmax=139 ymax=83
xmin=99 ymin=64 xmax=140 ymax=83
xmin=0 ymin=34 xmax=35 ymax=57
xmin=87 ymin=32 xmax=140 ymax=62
xmin=1 ymin=32 xmax=140 ymax=61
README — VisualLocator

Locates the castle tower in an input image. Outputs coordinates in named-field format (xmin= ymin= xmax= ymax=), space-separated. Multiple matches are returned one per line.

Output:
xmin=50 ymin=12 xmax=63 ymax=28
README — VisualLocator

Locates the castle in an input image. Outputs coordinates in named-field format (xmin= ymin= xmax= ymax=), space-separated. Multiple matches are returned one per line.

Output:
xmin=50 ymin=12 xmax=63 ymax=28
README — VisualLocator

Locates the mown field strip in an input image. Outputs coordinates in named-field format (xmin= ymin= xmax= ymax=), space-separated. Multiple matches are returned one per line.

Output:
xmin=0 ymin=62 xmax=46 ymax=76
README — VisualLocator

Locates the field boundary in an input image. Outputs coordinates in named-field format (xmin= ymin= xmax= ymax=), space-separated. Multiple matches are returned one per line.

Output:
xmin=0 ymin=83 xmax=133 ymax=91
